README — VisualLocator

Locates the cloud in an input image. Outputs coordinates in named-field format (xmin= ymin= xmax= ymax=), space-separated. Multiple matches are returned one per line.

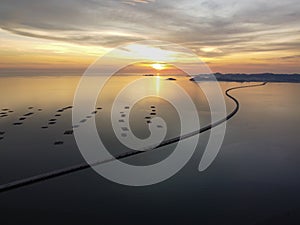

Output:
xmin=123 ymin=0 xmax=155 ymax=5
xmin=0 ymin=0 xmax=299 ymax=59
xmin=1 ymin=26 xmax=145 ymax=48
xmin=280 ymin=55 xmax=300 ymax=60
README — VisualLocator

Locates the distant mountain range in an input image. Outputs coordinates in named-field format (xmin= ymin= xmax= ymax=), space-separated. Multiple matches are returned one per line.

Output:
xmin=190 ymin=73 xmax=300 ymax=83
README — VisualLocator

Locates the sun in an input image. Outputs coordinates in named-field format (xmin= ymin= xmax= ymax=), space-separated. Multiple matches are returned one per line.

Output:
xmin=151 ymin=63 xmax=165 ymax=71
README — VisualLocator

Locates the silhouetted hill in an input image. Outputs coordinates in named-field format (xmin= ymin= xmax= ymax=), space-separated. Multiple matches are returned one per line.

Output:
xmin=190 ymin=73 xmax=300 ymax=83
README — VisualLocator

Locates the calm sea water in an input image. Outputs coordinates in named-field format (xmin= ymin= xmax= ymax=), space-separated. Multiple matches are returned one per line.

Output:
xmin=0 ymin=75 xmax=299 ymax=225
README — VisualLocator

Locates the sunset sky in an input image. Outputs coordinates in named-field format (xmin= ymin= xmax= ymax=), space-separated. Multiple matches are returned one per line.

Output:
xmin=0 ymin=0 xmax=299 ymax=74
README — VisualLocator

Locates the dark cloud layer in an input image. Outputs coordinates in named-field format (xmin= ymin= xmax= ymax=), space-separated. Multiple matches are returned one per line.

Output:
xmin=0 ymin=0 xmax=299 ymax=58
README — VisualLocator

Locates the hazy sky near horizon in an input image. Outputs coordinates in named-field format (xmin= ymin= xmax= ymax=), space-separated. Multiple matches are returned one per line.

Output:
xmin=0 ymin=0 xmax=299 ymax=73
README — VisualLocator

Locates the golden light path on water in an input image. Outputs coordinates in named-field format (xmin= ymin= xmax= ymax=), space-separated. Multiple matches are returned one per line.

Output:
xmin=156 ymin=75 xmax=160 ymax=95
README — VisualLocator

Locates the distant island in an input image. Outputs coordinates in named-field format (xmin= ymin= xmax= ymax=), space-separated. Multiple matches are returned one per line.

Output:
xmin=190 ymin=73 xmax=300 ymax=83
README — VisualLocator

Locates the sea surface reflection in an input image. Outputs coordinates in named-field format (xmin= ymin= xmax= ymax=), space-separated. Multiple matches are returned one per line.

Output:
xmin=0 ymin=75 xmax=299 ymax=225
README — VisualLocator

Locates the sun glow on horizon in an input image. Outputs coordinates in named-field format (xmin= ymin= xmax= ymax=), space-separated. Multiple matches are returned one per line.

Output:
xmin=151 ymin=63 xmax=166 ymax=71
